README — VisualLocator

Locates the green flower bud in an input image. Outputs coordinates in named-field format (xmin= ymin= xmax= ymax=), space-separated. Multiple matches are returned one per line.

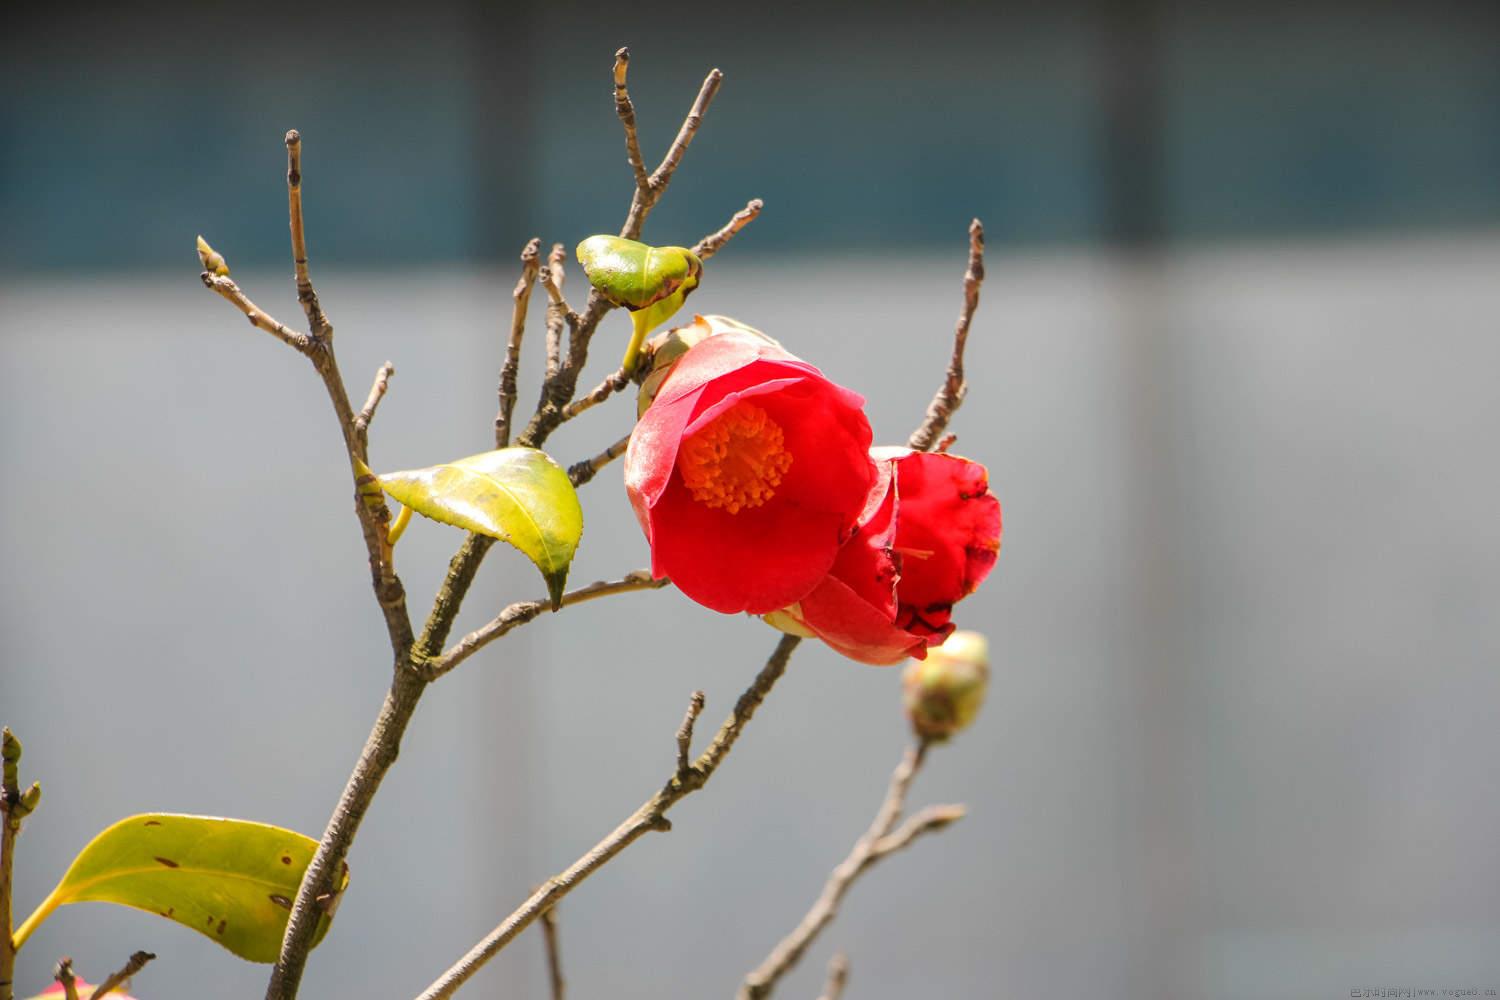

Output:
xmin=902 ymin=630 xmax=990 ymax=742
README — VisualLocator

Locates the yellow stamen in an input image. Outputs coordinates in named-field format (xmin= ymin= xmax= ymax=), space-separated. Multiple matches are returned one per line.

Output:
xmin=679 ymin=401 xmax=793 ymax=513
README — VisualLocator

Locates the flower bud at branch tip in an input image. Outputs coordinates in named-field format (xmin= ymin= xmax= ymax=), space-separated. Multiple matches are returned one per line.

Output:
xmin=196 ymin=235 xmax=230 ymax=276
xmin=903 ymin=630 xmax=990 ymax=742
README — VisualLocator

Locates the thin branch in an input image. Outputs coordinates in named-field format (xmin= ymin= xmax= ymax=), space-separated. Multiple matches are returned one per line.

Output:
xmin=539 ymin=907 xmax=565 ymax=1000
xmin=561 ymin=366 xmax=632 ymax=422
xmin=675 ymin=691 xmax=707 ymax=776
xmin=567 ymin=432 xmax=631 ymax=487
xmin=244 ymin=130 xmax=415 ymax=1000
xmin=354 ymin=361 xmax=395 ymax=453
xmin=622 ymin=67 xmax=724 ymax=240
xmin=692 ymin=198 xmax=764 ymax=261
xmin=496 ymin=239 xmax=542 ymax=447
xmin=613 ymin=47 xmax=651 ymax=194
xmin=199 ymin=273 xmax=313 ymax=352
xmin=539 ymin=244 xmax=571 ymax=382
xmin=817 ymin=953 xmax=849 ymax=1000
xmin=268 ymin=668 xmax=418 ymax=1000
xmin=908 ymin=219 xmax=986 ymax=452
xmin=88 ymin=950 xmax=155 ymax=1000
xmin=415 ymin=635 xmax=803 ymax=1000
xmin=0 ymin=729 xmax=20 ymax=1000
xmin=738 ymin=743 xmax=964 ymax=1000
xmin=520 ymin=57 xmax=728 ymax=451
xmin=52 ymin=959 xmax=77 ymax=1000
xmin=424 ymin=570 xmax=669 ymax=681
xmin=871 ymin=804 xmax=966 ymax=855
xmin=284 ymin=130 xmax=332 ymax=340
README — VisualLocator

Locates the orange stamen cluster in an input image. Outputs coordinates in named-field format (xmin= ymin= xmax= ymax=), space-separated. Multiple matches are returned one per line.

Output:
xmin=679 ymin=401 xmax=793 ymax=513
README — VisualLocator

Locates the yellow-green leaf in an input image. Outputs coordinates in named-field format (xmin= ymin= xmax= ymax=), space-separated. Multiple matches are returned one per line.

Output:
xmin=575 ymin=235 xmax=701 ymax=311
xmin=13 ymin=814 xmax=345 ymax=964
xmin=576 ymin=236 xmax=703 ymax=371
xmin=379 ymin=447 xmax=582 ymax=607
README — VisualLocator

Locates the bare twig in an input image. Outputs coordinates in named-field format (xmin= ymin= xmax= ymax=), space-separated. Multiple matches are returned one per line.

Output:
xmin=561 ymin=366 xmax=632 ymax=422
xmin=0 ymin=729 xmax=21 ymax=1000
xmin=613 ymin=47 xmax=651 ymax=195
xmin=424 ymin=570 xmax=668 ymax=681
xmin=199 ymin=273 xmax=313 ymax=352
xmin=817 ymin=953 xmax=849 ymax=1000
xmin=908 ymin=219 xmax=986 ymax=452
xmin=201 ymin=195 xmax=412 ymax=661
xmin=52 ymin=959 xmax=77 ymax=1000
xmin=416 ymin=635 xmax=803 ymax=1000
xmin=539 ymin=907 xmax=565 ymax=1000
xmin=692 ymin=198 xmax=764 ymax=260
xmin=738 ymin=743 xmax=964 ymax=999
xmin=567 ymin=432 xmax=632 ymax=487
xmin=222 ymin=134 xmax=416 ymax=1000
xmin=496 ymin=239 xmax=542 ymax=447
xmin=622 ymin=67 xmax=724 ymax=240
xmin=88 ymin=950 xmax=155 ymax=1000
xmin=871 ymin=804 xmax=965 ymax=855
xmin=520 ymin=57 xmax=729 ymax=451
xmin=284 ymin=130 xmax=332 ymax=340
xmin=539 ymin=244 xmax=571 ymax=382
xmin=354 ymin=361 xmax=395 ymax=452
xmin=675 ymin=691 xmax=707 ymax=776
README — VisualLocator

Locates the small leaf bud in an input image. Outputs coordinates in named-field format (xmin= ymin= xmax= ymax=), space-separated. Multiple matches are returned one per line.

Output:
xmin=196 ymin=235 xmax=230 ymax=276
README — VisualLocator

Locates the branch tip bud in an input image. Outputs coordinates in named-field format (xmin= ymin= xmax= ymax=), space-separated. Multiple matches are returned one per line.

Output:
xmin=902 ymin=630 xmax=990 ymax=742
xmin=196 ymin=236 xmax=230 ymax=276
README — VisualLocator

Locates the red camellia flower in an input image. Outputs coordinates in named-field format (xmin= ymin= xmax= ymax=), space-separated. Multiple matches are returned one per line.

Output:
xmin=625 ymin=328 xmax=877 ymax=614
xmin=767 ymin=447 xmax=1002 ymax=665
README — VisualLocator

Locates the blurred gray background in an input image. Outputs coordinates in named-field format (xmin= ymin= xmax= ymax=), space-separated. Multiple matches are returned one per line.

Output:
xmin=4 ymin=2 xmax=1500 ymax=998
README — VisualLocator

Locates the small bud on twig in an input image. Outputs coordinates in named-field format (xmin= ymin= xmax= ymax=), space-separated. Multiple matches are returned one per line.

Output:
xmin=902 ymin=630 xmax=990 ymax=742
xmin=15 ymin=782 xmax=41 ymax=818
xmin=196 ymin=235 xmax=230 ymax=276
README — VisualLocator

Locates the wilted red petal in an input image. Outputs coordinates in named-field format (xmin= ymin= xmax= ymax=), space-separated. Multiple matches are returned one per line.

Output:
xmin=782 ymin=462 xmax=940 ymax=665
xmin=782 ymin=448 xmax=999 ymax=666
xmin=886 ymin=449 xmax=1002 ymax=619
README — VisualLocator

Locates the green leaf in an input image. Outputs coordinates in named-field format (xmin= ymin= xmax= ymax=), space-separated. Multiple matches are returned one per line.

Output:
xmin=379 ymin=447 xmax=583 ymax=607
xmin=13 ymin=814 xmax=345 ymax=964
xmin=575 ymin=236 xmax=701 ymax=312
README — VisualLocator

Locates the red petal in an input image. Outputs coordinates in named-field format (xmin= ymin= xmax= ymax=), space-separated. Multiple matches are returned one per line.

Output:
xmin=795 ymin=573 xmax=934 ymax=666
xmin=651 ymin=329 xmax=831 ymax=409
xmin=888 ymin=451 xmax=1003 ymax=617
xmin=649 ymin=474 xmax=850 ymax=613
xmin=622 ymin=330 xmax=878 ymax=614
xmin=823 ymin=458 xmax=899 ymax=618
